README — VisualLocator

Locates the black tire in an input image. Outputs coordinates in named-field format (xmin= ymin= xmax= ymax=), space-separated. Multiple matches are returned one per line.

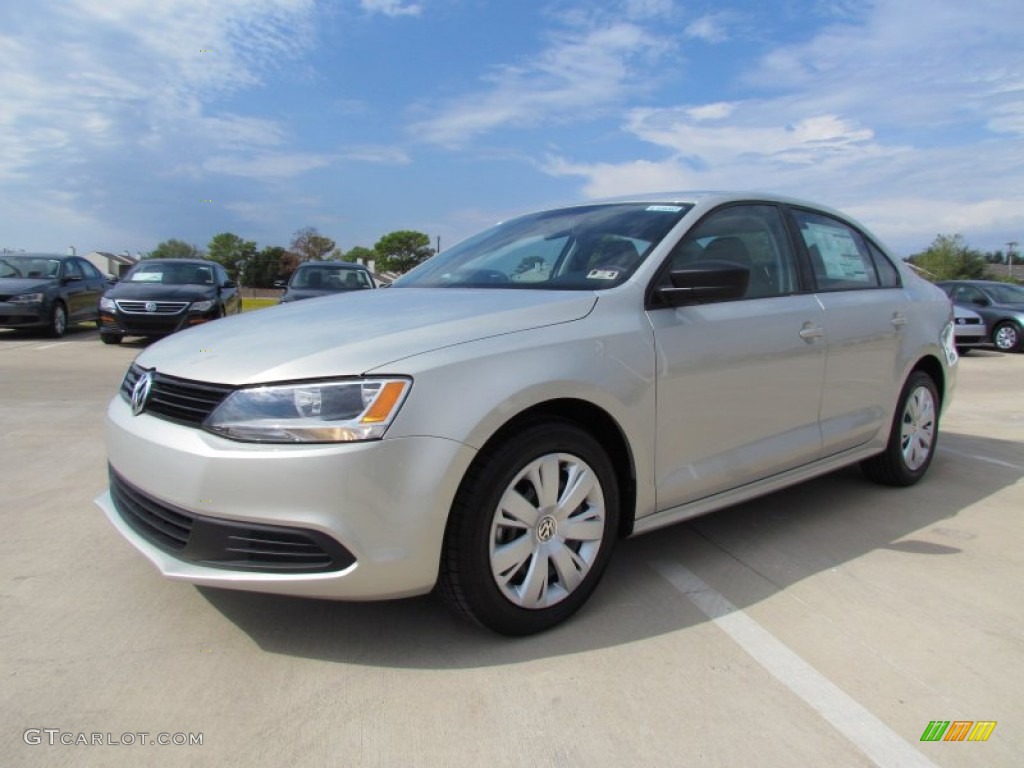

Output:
xmin=861 ymin=371 xmax=940 ymax=487
xmin=992 ymin=321 xmax=1021 ymax=353
xmin=438 ymin=420 xmax=619 ymax=635
xmin=48 ymin=302 xmax=67 ymax=338
xmin=100 ymin=333 xmax=123 ymax=345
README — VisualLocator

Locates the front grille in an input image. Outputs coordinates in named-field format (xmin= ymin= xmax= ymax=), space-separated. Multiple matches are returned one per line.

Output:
xmin=121 ymin=363 xmax=234 ymax=425
xmin=115 ymin=300 xmax=189 ymax=314
xmin=109 ymin=468 xmax=356 ymax=573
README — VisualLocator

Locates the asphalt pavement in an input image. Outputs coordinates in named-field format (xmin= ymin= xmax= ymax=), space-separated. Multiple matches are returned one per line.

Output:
xmin=1 ymin=328 xmax=1021 ymax=767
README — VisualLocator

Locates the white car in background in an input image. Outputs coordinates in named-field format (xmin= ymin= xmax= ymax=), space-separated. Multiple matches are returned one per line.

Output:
xmin=97 ymin=192 xmax=957 ymax=635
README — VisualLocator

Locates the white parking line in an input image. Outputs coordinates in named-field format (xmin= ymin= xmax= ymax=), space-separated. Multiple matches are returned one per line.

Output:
xmin=652 ymin=561 xmax=939 ymax=768
xmin=34 ymin=341 xmax=73 ymax=351
xmin=939 ymin=446 xmax=1023 ymax=471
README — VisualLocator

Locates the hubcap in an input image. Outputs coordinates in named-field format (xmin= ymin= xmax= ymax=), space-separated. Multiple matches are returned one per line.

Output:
xmin=900 ymin=385 xmax=936 ymax=471
xmin=53 ymin=307 xmax=66 ymax=335
xmin=994 ymin=325 xmax=1018 ymax=351
xmin=489 ymin=453 xmax=605 ymax=610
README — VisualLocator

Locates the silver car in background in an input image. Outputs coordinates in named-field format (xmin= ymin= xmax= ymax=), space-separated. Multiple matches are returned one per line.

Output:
xmin=97 ymin=192 xmax=957 ymax=635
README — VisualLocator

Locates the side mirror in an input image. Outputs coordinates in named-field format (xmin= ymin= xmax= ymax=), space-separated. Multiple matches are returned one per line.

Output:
xmin=972 ymin=297 xmax=990 ymax=307
xmin=273 ymin=279 xmax=286 ymax=289
xmin=655 ymin=261 xmax=750 ymax=307
xmin=223 ymin=280 xmax=238 ymax=289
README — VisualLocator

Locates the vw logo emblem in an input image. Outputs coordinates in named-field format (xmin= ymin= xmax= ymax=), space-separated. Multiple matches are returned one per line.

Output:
xmin=536 ymin=515 xmax=558 ymax=542
xmin=145 ymin=301 xmax=158 ymax=313
xmin=131 ymin=370 xmax=154 ymax=416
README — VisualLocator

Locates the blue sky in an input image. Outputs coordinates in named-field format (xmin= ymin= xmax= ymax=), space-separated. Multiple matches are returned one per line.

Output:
xmin=2 ymin=0 xmax=1022 ymax=258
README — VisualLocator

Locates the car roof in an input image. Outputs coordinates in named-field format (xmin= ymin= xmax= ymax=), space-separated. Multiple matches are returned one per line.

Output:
xmin=508 ymin=190 xmax=868 ymax=227
xmin=296 ymin=261 xmax=369 ymax=270
xmin=133 ymin=259 xmax=219 ymax=266
xmin=3 ymin=252 xmax=77 ymax=259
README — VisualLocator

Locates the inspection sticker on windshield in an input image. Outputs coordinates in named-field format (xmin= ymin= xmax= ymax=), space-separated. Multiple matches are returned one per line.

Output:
xmin=646 ymin=205 xmax=683 ymax=212
xmin=587 ymin=268 xmax=620 ymax=280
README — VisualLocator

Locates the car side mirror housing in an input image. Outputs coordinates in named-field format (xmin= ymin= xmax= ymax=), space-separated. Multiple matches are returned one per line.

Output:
xmin=655 ymin=261 xmax=750 ymax=307
xmin=273 ymin=280 xmax=286 ymax=289
xmin=973 ymin=297 xmax=990 ymax=307
xmin=223 ymin=280 xmax=238 ymax=289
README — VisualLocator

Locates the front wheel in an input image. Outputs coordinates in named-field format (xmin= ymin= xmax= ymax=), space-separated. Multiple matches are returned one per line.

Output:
xmin=48 ymin=302 xmax=67 ymax=338
xmin=992 ymin=322 xmax=1021 ymax=352
xmin=861 ymin=371 xmax=940 ymax=487
xmin=439 ymin=421 xmax=619 ymax=635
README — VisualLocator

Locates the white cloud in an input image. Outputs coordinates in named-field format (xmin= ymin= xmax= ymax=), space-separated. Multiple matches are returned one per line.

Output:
xmin=541 ymin=0 xmax=1024 ymax=251
xmin=684 ymin=14 xmax=731 ymax=43
xmin=410 ymin=19 xmax=672 ymax=146
xmin=360 ymin=0 xmax=422 ymax=17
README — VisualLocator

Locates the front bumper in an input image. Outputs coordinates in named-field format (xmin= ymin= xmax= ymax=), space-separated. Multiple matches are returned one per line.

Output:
xmin=97 ymin=395 xmax=477 ymax=599
xmin=0 ymin=301 xmax=48 ymax=329
xmin=99 ymin=306 xmax=216 ymax=337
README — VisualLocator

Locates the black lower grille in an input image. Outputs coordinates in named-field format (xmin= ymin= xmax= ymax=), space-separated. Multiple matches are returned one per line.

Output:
xmin=120 ymin=363 xmax=234 ymax=425
xmin=109 ymin=468 xmax=356 ymax=573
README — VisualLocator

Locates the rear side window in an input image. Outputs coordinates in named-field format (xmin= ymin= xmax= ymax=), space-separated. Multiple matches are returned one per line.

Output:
xmin=792 ymin=209 xmax=897 ymax=291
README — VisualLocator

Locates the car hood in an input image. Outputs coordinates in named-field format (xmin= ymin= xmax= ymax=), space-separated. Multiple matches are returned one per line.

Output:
xmin=106 ymin=283 xmax=217 ymax=300
xmin=1 ymin=277 xmax=56 ymax=294
xmin=136 ymin=288 xmax=598 ymax=384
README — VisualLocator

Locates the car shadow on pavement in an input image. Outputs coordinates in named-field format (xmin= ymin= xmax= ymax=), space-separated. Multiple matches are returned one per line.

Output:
xmin=198 ymin=430 xmax=1022 ymax=668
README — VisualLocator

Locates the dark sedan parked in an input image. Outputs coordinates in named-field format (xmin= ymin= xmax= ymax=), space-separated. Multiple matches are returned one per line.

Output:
xmin=99 ymin=259 xmax=240 ymax=345
xmin=937 ymin=280 xmax=1024 ymax=352
xmin=277 ymin=261 xmax=375 ymax=303
xmin=0 ymin=253 xmax=108 ymax=337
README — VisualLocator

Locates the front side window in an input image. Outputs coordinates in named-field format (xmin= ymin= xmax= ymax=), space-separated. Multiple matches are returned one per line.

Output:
xmin=659 ymin=204 xmax=798 ymax=299
xmin=395 ymin=203 xmax=691 ymax=290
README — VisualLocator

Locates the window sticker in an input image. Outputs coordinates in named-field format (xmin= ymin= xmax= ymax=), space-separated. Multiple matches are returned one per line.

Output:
xmin=587 ymin=268 xmax=620 ymax=280
xmin=133 ymin=272 xmax=164 ymax=282
xmin=646 ymin=205 xmax=684 ymax=212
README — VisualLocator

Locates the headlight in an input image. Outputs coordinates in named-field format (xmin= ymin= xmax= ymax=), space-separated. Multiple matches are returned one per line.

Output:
xmin=99 ymin=297 xmax=116 ymax=311
xmin=10 ymin=292 xmax=44 ymax=305
xmin=191 ymin=299 xmax=215 ymax=312
xmin=204 ymin=378 xmax=411 ymax=443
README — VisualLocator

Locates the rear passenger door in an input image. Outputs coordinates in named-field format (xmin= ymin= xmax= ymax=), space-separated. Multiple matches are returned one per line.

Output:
xmin=789 ymin=207 xmax=907 ymax=455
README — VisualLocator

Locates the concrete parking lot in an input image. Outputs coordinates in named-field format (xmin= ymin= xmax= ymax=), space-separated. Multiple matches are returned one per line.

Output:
xmin=1 ymin=327 xmax=1021 ymax=767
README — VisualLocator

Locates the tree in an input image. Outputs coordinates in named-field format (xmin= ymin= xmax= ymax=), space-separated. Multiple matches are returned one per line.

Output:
xmin=291 ymin=227 xmax=337 ymax=262
xmin=247 ymin=246 xmax=292 ymax=289
xmin=207 ymin=232 xmax=257 ymax=283
xmin=343 ymin=245 xmax=377 ymax=266
xmin=374 ymin=230 xmax=433 ymax=274
xmin=148 ymin=239 xmax=201 ymax=259
xmin=907 ymin=234 xmax=988 ymax=281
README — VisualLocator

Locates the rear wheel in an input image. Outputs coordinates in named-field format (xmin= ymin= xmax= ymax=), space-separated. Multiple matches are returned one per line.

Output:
xmin=100 ymin=333 xmax=123 ymax=345
xmin=992 ymin=322 xmax=1021 ymax=352
xmin=861 ymin=371 xmax=939 ymax=487
xmin=439 ymin=421 xmax=619 ymax=635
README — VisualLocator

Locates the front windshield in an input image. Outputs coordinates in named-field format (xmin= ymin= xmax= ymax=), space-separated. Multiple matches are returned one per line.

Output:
xmin=988 ymin=283 xmax=1024 ymax=303
xmin=0 ymin=256 xmax=62 ymax=279
xmin=126 ymin=262 xmax=216 ymax=286
xmin=394 ymin=202 xmax=691 ymax=290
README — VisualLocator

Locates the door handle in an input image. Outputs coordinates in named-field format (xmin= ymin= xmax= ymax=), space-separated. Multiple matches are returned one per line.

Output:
xmin=891 ymin=312 xmax=907 ymax=328
xmin=799 ymin=323 xmax=825 ymax=342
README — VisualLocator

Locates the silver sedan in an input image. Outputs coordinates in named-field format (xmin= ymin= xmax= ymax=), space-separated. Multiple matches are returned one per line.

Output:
xmin=97 ymin=192 xmax=957 ymax=635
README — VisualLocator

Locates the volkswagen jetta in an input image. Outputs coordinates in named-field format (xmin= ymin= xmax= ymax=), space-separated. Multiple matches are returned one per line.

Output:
xmin=97 ymin=193 xmax=957 ymax=635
